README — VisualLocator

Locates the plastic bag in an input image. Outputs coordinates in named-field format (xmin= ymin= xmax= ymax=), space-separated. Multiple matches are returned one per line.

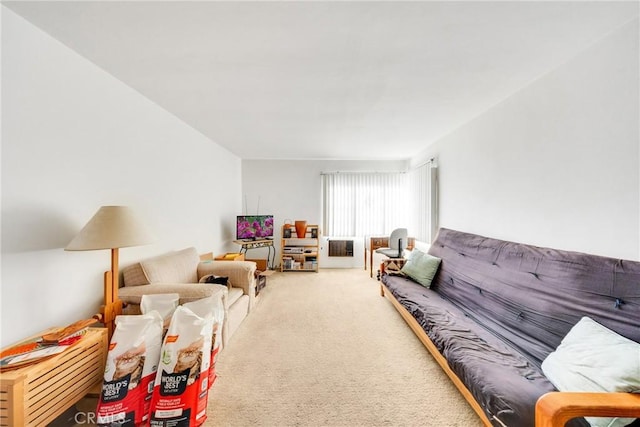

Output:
xmin=183 ymin=294 xmax=225 ymax=387
xmin=141 ymin=293 xmax=180 ymax=336
xmin=96 ymin=312 xmax=163 ymax=426
xmin=149 ymin=305 xmax=214 ymax=426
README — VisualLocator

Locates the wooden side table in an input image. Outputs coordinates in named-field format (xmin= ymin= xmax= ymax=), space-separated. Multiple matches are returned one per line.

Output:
xmin=255 ymin=270 xmax=275 ymax=297
xmin=0 ymin=328 xmax=107 ymax=426
xmin=366 ymin=237 xmax=389 ymax=277
xmin=366 ymin=236 xmax=416 ymax=277
xmin=380 ymin=258 xmax=407 ymax=275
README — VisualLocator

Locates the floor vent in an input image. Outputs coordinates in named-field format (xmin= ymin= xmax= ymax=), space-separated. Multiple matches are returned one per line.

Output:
xmin=328 ymin=240 xmax=354 ymax=257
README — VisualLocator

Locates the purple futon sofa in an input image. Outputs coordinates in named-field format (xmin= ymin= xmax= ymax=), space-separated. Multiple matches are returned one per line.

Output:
xmin=380 ymin=228 xmax=640 ymax=427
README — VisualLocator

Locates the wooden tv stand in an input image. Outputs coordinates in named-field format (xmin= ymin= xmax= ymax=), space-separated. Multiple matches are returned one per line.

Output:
xmin=233 ymin=238 xmax=276 ymax=269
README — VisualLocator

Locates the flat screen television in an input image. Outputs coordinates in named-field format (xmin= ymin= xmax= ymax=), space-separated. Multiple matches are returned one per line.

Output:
xmin=236 ymin=215 xmax=274 ymax=240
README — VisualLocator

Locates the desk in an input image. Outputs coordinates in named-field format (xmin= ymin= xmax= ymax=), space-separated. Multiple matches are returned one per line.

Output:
xmin=233 ymin=239 xmax=276 ymax=269
xmin=365 ymin=236 xmax=415 ymax=277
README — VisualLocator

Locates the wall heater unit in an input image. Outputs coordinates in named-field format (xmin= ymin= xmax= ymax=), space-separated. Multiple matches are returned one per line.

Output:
xmin=328 ymin=240 xmax=354 ymax=257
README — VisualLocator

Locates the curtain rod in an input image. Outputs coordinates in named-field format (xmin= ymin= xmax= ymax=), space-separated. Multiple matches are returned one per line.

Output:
xmin=320 ymin=171 xmax=407 ymax=175
xmin=321 ymin=158 xmax=436 ymax=175
xmin=411 ymin=157 xmax=437 ymax=170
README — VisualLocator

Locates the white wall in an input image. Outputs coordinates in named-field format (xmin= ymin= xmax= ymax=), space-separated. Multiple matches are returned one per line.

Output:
xmin=1 ymin=9 xmax=243 ymax=346
xmin=4 ymin=8 xmax=637 ymax=348
xmin=412 ymin=18 xmax=639 ymax=260
xmin=241 ymin=159 xmax=406 ymax=268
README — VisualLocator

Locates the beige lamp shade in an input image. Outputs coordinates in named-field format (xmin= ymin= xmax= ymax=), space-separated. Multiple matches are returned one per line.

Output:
xmin=65 ymin=206 xmax=154 ymax=251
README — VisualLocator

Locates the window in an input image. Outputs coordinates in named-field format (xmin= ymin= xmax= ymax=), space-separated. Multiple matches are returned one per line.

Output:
xmin=322 ymin=161 xmax=437 ymax=242
xmin=321 ymin=172 xmax=408 ymax=237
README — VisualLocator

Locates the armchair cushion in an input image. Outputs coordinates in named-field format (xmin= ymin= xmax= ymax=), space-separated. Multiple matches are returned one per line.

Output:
xmin=227 ymin=287 xmax=245 ymax=307
xmin=122 ymin=262 xmax=150 ymax=287
xmin=140 ymin=247 xmax=199 ymax=284
xmin=119 ymin=282 xmax=227 ymax=305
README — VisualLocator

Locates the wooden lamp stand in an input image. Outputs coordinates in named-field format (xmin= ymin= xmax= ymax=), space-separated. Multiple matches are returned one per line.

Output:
xmin=98 ymin=248 xmax=123 ymax=338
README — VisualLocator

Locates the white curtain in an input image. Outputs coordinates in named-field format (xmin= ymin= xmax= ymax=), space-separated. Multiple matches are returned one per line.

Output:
xmin=322 ymin=161 xmax=438 ymax=242
xmin=322 ymin=172 xmax=409 ymax=237
xmin=407 ymin=160 xmax=438 ymax=242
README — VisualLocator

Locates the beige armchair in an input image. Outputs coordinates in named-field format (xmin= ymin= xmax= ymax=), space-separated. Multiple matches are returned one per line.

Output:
xmin=118 ymin=247 xmax=257 ymax=347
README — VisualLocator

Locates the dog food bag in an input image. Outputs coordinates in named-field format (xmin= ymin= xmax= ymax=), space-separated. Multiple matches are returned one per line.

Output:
xmin=96 ymin=311 xmax=164 ymax=427
xmin=183 ymin=294 xmax=225 ymax=387
xmin=149 ymin=305 xmax=214 ymax=427
xmin=141 ymin=293 xmax=180 ymax=334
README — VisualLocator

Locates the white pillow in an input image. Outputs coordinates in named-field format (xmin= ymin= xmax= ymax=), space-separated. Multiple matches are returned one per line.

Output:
xmin=541 ymin=316 xmax=640 ymax=427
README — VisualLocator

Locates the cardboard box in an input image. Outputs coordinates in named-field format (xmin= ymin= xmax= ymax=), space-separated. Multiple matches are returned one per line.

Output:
xmin=215 ymin=253 xmax=245 ymax=261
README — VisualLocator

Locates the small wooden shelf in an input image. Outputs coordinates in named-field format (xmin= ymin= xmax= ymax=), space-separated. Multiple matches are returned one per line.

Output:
xmin=0 ymin=328 xmax=108 ymax=426
xmin=280 ymin=224 xmax=320 ymax=272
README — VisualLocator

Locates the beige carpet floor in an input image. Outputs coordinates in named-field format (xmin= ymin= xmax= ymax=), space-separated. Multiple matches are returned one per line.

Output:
xmin=204 ymin=269 xmax=483 ymax=427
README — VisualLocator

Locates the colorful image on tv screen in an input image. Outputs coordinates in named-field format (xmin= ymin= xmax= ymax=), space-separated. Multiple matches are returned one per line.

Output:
xmin=237 ymin=215 xmax=274 ymax=239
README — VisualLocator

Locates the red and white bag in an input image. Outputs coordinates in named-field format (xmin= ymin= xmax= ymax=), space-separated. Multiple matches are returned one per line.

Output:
xmin=149 ymin=305 xmax=214 ymax=426
xmin=183 ymin=294 xmax=224 ymax=387
xmin=96 ymin=312 xmax=163 ymax=426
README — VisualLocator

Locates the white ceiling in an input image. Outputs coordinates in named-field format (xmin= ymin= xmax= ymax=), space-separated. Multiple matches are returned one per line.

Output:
xmin=4 ymin=1 xmax=639 ymax=160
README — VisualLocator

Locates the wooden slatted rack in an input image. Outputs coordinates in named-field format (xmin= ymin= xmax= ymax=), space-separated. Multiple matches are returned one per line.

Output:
xmin=0 ymin=328 xmax=107 ymax=426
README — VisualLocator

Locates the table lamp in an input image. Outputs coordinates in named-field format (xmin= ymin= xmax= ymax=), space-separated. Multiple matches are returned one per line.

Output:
xmin=65 ymin=206 xmax=154 ymax=337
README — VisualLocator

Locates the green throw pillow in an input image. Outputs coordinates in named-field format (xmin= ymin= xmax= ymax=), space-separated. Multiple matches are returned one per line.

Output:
xmin=400 ymin=250 xmax=441 ymax=287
